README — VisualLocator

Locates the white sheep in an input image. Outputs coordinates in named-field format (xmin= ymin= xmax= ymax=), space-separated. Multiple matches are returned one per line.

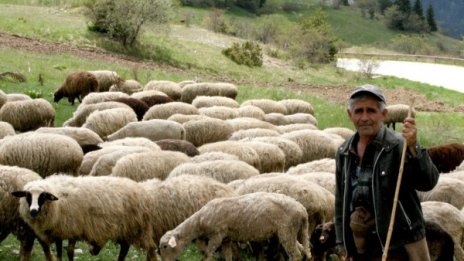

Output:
xmin=183 ymin=117 xmax=234 ymax=146
xmin=168 ymin=159 xmax=259 ymax=183
xmin=6 ymin=93 xmax=32 ymax=102
xmin=263 ymin=112 xmax=290 ymax=126
xmin=88 ymin=70 xmax=121 ymax=92
xmin=226 ymin=117 xmax=279 ymax=132
xmin=13 ymin=174 xmax=157 ymax=260
xmin=294 ymin=172 xmax=336 ymax=195
xmin=192 ymin=96 xmax=239 ymax=109
xmin=198 ymin=106 xmax=238 ymax=120
xmin=83 ymin=107 xmax=138 ymax=139
xmin=0 ymin=165 xmax=52 ymax=261
xmin=0 ymin=121 xmax=15 ymax=139
xmin=278 ymin=99 xmax=314 ymax=115
xmin=167 ymin=114 xmax=209 ymax=124
xmin=251 ymin=136 xmax=303 ymax=170
xmin=159 ymin=192 xmax=311 ymax=261
xmin=143 ymin=102 xmax=199 ymax=120
xmin=35 ymin=127 xmax=103 ymax=146
xmin=178 ymin=80 xmax=196 ymax=88
xmin=384 ymin=104 xmax=416 ymax=130
xmin=0 ymin=90 xmax=7 ymax=108
xmin=287 ymin=158 xmax=336 ymax=175
xmin=323 ymin=127 xmax=354 ymax=140
xmin=241 ymin=141 xmax=286 ymax=173
xmin=228 ymin=128 xmax=280 ymax=141
xmin=284 ymin=113 xmax=318 ymax=126
xmin=418 ymin=176 xmax=464 ymax=210
xmin=144 ymin=80 xmax=182 ymax=101
xmin=191 ymin=152 xmax=240 ymax=163
xmin=0 ymin=99 xmax=55 ymax=132
xmin=277 ymin=123 xmax=318 ymax=134
xmin=237 ymin=105 xmax=266 ymax=120
xmin=0 ymin=132 xmax=83 ymax=177
xmin=62 ymin=101 xmax=132 ymax=127
xmin=131 ymin=90 xmax=169 ymax=99
xmin=99 ymin=137 xmax=161 ymax=151
xmin=181 ymin=82 xmax=238 ymax=104
xmin=109 ymin=79 xmax=143 ymax=94
xmin=241 ymin=99 xmax=288 ymax=115
xmin=80 ymin=91 xmax=130 ymax=105
xmin=198 ymin=141 xmax=262 ymax=171
xmin=107 ymin=119 xmax=186 ymax=142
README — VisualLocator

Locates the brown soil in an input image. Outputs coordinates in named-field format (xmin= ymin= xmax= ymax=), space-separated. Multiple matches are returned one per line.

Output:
xmin=1 ymin=31 xmax=461 ymax=112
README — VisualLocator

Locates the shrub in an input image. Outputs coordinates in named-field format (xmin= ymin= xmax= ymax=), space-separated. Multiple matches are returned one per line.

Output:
xmin=204 ymin=8 xmax=229 ymax=33
xmin=384 ymin=5 xmax=406 ymax=30
xmin=391 ymin=34 xmax=434 ymax=54
xmin=222 ymin=41 xmax=263 ymax=67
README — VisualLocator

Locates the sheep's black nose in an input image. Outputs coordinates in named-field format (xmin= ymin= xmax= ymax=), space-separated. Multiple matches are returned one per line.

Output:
xmin=30 ymin=209 xmax=39 ymax=218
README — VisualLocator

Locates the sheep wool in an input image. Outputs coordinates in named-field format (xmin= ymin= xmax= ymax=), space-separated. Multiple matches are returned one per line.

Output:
xmin=251 ymin=136 xmax=303 ymax=170
xmin=63 ymin=101 xmax=132 ymax=127
xmin=226 ymin=117 xmax=278 ymax=132
xmin=263 ymin=113 xmax=289 ymax=126
xmin=81 ymin=91 xmax=129 ymax=105
xmin=284 ymin=113 xmax=318 ymax=126
xmin=131 ymin=90 xmax=169 ymax=99
xmin=35 ymin=127 xmax=103 ymax=146
xmin=99 ymin=137 xmax=161 ymax=151
xmin=88 ymin=146 xmax=153 ymax=176
xmin=144 ymin=80 xmax=182 ymax=101
xmin=6 ymin=93 xmax=32 ymax=102
xmin=109 ymin=79 xmax=143 ymax=94
xmin=143 ymin=102 xmax=199 ymax=120
xmin=155 ymin=139 xmax=199 ymax=157
xmin=278 ymin=99 xmax=314 ymax=115
xmin=88 ymin=70 xmax=121 ymax=92
xmin=228 ymin=128 xmax=280 ymax=141
xmin=384 ymin=104 xmax=416 ymax=130
xmin=107 ymin=119 xmax=186 ymax=142
xmin=418 ymin=176 xmax=464 ymax=210
xmin=198 ymin=141 xmax=262 ymax=171
xmin=241 ymin=141 xmax=286 ymax=173
xmin=277 ymin=123 xmax=318 ymax=134
xmin=110 ymin=97 xmax=149 ymax=121
xmin=54 ymin=71 xmax=98 ymax=105
xmin=241 ymin=99 xmax=288 ymax=115
xmin=83 ymin=107 xmax=138 ymax=139
xmin=192 ymin=96 xmax=239 ymax=109
xmin=323 ymin=127 xmax=354 ymax=140
xmin=183 ymin=117 xmax=234 ymax=146
xmin=198 ymin=106 xmax=238 ymax=120
xmin=237 ymin=105 xmax=265 ymax=120
xmin=0 ymin=121 xmax=15 ymax=139
xmin=191 ymin=152 xmax=240 ymax=163
xmin=0 ymin=99 xmax=55 ymax=132
xmin=427 ymin=143 xmax=464 ymax=173
xmin=0 ymin=90 xmax=7 ymax=109
xmin=181 ymin=82 xmax=238 ymax=104
xmin=287 ymin=158 xmax=336 ymax=175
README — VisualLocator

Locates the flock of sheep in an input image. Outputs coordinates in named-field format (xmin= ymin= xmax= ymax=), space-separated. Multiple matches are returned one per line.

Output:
xmin=0 ymin=70 xmax=463 ymax=261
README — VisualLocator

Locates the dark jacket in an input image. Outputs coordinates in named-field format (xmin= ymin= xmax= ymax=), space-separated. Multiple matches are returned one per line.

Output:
xmin=334 ymin=126 xmax=439 ymax=257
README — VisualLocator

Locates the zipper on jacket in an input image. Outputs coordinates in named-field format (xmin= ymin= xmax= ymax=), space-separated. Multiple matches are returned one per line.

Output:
xmin=371 ymin=147 xmax=385 ymax=251
xmin=342 ymin=153 xmax=349 ymax=255
xmin=399 ymin=201 xmax=413 ymax=230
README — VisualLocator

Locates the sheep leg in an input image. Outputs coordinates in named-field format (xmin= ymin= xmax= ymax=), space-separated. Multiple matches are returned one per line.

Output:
xmin=277 ymin=231 xmax=303 ymax=261
xmin=67 ymin=239 xmax=76 ymax=261
xmin=220 ymin=240 xmax=234 ymax=261
xmin=18 ymin=236 xmax=34 ymax=261
xmin=0 ymin=230 xmax=9 ymax=242
xmin=117 ymin=242 xmax=130 ymax=261
xmin=55 ymin=240 xmax=63 ymax=261
xmin=37 ymin=239 xmax=53 ymax=261
xmin=89 ymin=243 xmax=102 ymax=255
xmin=145 ymin=246 xmax=158 ymax=261
xmin=203 ymin=234 xmax=225 ymax=261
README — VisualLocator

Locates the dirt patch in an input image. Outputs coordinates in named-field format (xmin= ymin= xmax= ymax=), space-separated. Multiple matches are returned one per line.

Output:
xmin=0 ymin=31 xmax=460 ymax=112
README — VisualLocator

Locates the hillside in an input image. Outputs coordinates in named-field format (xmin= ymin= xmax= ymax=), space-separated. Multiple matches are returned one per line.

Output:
xmin=422 ymin=0 xmax=464 ymax=38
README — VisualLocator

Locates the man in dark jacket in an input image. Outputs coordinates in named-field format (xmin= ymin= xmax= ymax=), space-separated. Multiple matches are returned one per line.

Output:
xmin=334 ymin=85 xmax=439 ymax=260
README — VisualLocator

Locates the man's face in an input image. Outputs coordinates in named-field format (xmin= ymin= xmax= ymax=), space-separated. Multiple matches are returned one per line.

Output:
xmin=347 ymin=98 xmax=387 ymax=139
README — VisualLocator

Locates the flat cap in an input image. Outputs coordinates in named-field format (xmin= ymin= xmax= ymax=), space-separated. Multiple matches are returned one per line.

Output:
xmin=349 ymin=84 xmax=386 ymax=103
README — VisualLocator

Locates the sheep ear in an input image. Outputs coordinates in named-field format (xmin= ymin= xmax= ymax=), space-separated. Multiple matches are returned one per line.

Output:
xmin=168 ymin=236 xmax=177 ymax=248
xmin=44 ymin=192 xmax=58 ymax=201
xmin=12 ymin=191 xmax=26 ymax=198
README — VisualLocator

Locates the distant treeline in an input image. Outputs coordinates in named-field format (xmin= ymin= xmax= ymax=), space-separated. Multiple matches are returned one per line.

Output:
xmin=421 ymin=0 xmax=464 ymax=38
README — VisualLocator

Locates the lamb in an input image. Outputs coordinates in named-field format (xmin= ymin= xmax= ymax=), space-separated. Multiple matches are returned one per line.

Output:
xmin=198 ymin=106 xmax=238 ymax=120
xmin=421 ymin=201 xmax=464 ymax=261
xmin=155 ymin=139 xmax=200 ymax=157
xmin=427 ymin=143 xmax=464 ymax=173
xmin=139 ymin=94 xmax=174 ymax=107
xmin=0 ymin=165 xmax=52 ymax=261
xmin=0 ymin=99 xmax=55 ymax=132
xmin=418 ymin=176 xmax=464 ymax=210
xmin=278 ymin=99 xmax=314 ymax=115
xmin=281 ymin=130 xmax=339 ymax=164
xmin=284 ymin=113 xmax=318 ymax=126
xmin=88 ymin=70 xmax=120 ymax=92
xmin=237 ymin=105 xmax=265 ymax=120
xmin=107 ymin=119 xmax=186 ymax=142
xmin=228 ymin=128 xmax=280 ymax=141
xmin=13 ymin=175 xmax=157 ymax=260
xmin=80 ymin=91 xmax=130 ymax=105
xmin=181 ymin=82 xmax=238 ymax=104
xmin=251 ymin=136 xmax=303 ymax=170
xmin=144 ymin=80 xmax=182 ymax=100
xmin=82 ymin=107 xmax=138 ymax=139
xmin=183 ymin=117 xmax=234 ymax=146
xmin=142 ymin=102 xmax=199 ymax=120
xmin=159 ymin=192 xmax=311 ymax=261
xmin=384 ymin=104 xmax=416 ymax=130
xmin=0 ymin=121 xmax=15 ymax=139
xmin=140 ymin=175 xmax=237 ymax=247
xmin=0 ymin=132 xmax=83 ymax=177
xmin=109 ymin=79 xmax=143 ymax=94
xmin=111 ymin=150 xmax=191 ymax=181
xmin=192 ymin=96 xmax=239 ymax=109
xmin=168 ymin=159 xmax=260 ymax=183
xmin=35 ymin=127 xmax=103 ymax=146
xmin=54 ymin=71 xmax=98 ymax=105
xmin=110 ymin=97 xmax=149 ymax=121
xmin=287 ymin=158 xmax=336 ymax=175
xmin=62 ymin=101 xmax=132 ymax=127
xmin=198 ymin=141 xmax=262 ymax=170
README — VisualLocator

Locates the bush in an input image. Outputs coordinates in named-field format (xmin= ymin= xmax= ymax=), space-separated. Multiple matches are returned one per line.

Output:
xmin=204 ymin=8 xmax=229 ymax=33
xmin=222 ymin=41 xmax=263 ymax=67
xmin=384 ymin=5 xmax=406 ymax=30
xmin=391 ymin=34 xmax=434 ymax=54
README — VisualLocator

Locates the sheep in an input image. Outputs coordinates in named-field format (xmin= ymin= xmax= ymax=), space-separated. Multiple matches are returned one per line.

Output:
xmin=0 ymin=165 xmax=53 ymax=261
xmin=228 ymin=128 xmax=280 ymax=141
xmin=143 ymin=102 xmax=199 ymax=120
xmin=0 ymin=89 xmax=7 ymax=108
xmin=425 ymin=220 xmax=455 ymax=261
xmin=418 ymin=176 xmax=464 ymax=210
xmin=287 ymin=158 xmax=336 ymax=175
xmin=110 ymin=97 xmax=149 ymax=121
xmin=141 ymin=175 xmax=237 ymax=247
xmin=181 ymin=82 xmax=238 ymax=104
xmin=277 ymin=123 xmax=318 ymax=134
xmin=6 ymin=93 xmax=32 ymax=102
xmin=99 ymin=137 xmax=161 ymax=151
xmin=0 ymin=99 xmax=55 ymax=132
xmin=263 ymin=113 xmax=290 ymax=126
xmin=284 ymin=113 xmax=318 ymax=126
xmin=62 ymin=101 xmax=132 ymax=127
xmin=384 ymin=104 xmax=416 ymax=130
xmin=192 ymin=96 xmax=239 ymax=109
xmin=167 ymin=113 xmax=209 ymax=124
xmin=241 ymin=141 xmax=286 ymax=173
xmin=109 ymin=79 xmax=143 ymax=94
xmin=111 ymin=150 xmax=191 ymax=181
xmin=456 ymin=161 xmax=464 ymax=172
xmin=131 ymin=90 xmax=169 ymax=99
xmin=35 ymin=127 xmax=103 ymax=146
xmin=183 ymin=117 xmax=234 ymax=146
xmin=155 ymin=139 xmax=199 ymax=157
xmin=107 ymin=119 xmax=186 ymax=142
xmin=225 ymin=117 xmax=279 ymax=132
xmin=178 ymin=80 xmax=196 ymax=88
xmin=198 ymin=141 xmax=262 ymax=171
xmin=281 ymin=129 xmax=339 ymax=164
xmin=0 ymin=132 xmax=83 ymax=177
xmin=144 ymin=80 xmax=182 ymax=100
xmin=241 ymin=99 xmax=288 ymax=115
xmin=191 ymin=152 xmax=240 ymax=163
xmin=251 ymin=136 xmax=303 ymax=170
xmin=294 ymin=172 xmax=336 ymax=195
xmin=237 ymin=105 xmax=265 ymax=120
xmin=83 ymin=107 xmax=138 ymax=139
xmin=80 ymin=91 xmax=130 ymax=105
xmin=234 ymin=175 xmax=335 ymax=235
xmin=198 ymin=106 xmax=238 ymax=120
xmin=54 ymin=72 xmax=98 ymax=105
xmin=13 ymin=174 xmax=157 ymax=260
xmin=427 ymin=143 xmax=464 ymax=173
xmin=310 ymin=221 xmax=339 ymax=261
xmin=168 ymin=160 xmax=260 ymax=183
xmin=323 ymin=127 xmax=354 ymax=140
xmin=159 ymin=192 xmax=311 ymax=261
xmin=421 ymin=201 xmax=464 ymax=261
xmin=0 ymin=121 xmax=15 ymax=139
xmin=139 ymin=95 xmax=174 ymax=107
xmin=88 ymin=70 xmax=120 ymax=92
xmin=278 ymin=99 xmax=314 ymax=115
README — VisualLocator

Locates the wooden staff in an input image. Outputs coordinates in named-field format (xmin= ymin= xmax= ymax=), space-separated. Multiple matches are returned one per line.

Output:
xmin=382 ymin=98 xmax=415 ymax=261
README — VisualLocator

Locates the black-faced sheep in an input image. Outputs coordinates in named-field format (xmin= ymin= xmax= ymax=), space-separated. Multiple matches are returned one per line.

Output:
xmin=0 ymin=133 xmax=83 ymax=177
xmin=54 ymin=71 xmax=98 ymax=105
xmin=181 ymin=82 xmax=238 ymax=104
xmin=110 ymin=97 xmax=150 ymax=121
xmin=13 ymin=175 xmax=157 ymax=260
xmin=155 ymin=139 xmax=199 ymax=157
xmin=0 ymin=99 xmax=55 ymax=132
xmin=0 ymin=165 xmax=53 ymax=261
xmin=159 ymin=192 xmax=311 ymax=261
xmin=427 ymin=143 xmax=464 ymax=173
xmin=384 ymin=104 xmax=416 ymax=130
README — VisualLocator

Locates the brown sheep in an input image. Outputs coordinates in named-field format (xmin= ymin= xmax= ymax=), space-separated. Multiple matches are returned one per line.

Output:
xmin=155 ymin=139 xmax=199 ymax=157
xmin=110 ymin=97 xmax=149 ymax=121
xmin=54 ymin=71 xmax=98 ymax=105
xmin=427 ymin=143 xmax=464 ymax=173
xmin=139 ymin=95 xmax=174 ymax=107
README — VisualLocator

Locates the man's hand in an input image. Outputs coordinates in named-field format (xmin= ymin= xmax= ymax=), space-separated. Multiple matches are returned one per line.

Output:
xmin=402 ymin=116 xmax=417 ymax=156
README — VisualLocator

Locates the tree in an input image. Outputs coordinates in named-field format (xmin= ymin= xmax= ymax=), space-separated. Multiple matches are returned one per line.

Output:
xmin=426 ymin=4 xmax=438 ymax=32
xmin=357 ymin=0 xmax=377 ymax=19
xmin=384 ymin=5 xmax=406 ymax=30
xmin=413 ymin=0 xmax=424 ymax=19
xmin=394 ymin=0 xmax=411 ymax=14
xmin=85 ymin=0 xmax=171 ymax=47
xmin=377 ymin=0 xmax=392 ymax=14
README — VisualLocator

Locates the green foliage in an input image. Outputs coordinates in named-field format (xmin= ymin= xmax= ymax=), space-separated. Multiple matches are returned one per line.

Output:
xmin=384 ymin=5 xmax=406 ymax=30
xmin=85 ymin=0 xmax=171 ymax=47
xmin=235 ymin=0 xmax=262 ymax=13
xmin=412 ymin=0 xmax=424 ymax=19
xmin=426 ymin=4 xmax=437 ymax=32
xmin=222 ymin=41 xmax=263 ymax=67
xmin=403 ymin=13 xmax=429 ymax=33
xmin=24 ymin=89 xmax=43 ymax=98
xmin=377 ymin=0 xmax=392 ymax=14
xmin=204 ymin=8 xmax=228 ymax=33
xmin=391 ymin=34 xmax=434 ymax=54
xmin=394 ymin=0 xmax=411 ymax=14
xmin=356 ymin=0 xmax=377 ymax=19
